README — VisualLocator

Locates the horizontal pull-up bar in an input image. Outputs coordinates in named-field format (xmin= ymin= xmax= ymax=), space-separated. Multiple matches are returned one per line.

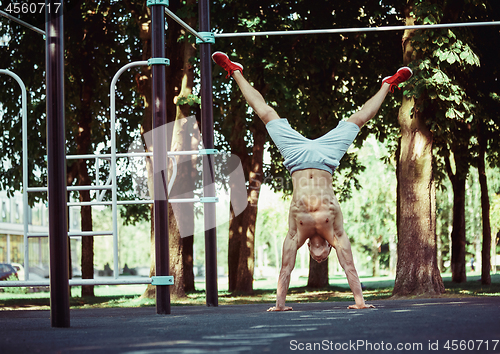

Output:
xmin=0 ymin=10 xmax=45 ymax=36
xmin=214 ymin=21 xmax=500 ymax=38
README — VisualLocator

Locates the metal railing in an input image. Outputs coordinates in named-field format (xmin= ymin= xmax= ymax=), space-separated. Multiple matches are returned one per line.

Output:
xmin=0 ymin=63 xmax=216 ymax=288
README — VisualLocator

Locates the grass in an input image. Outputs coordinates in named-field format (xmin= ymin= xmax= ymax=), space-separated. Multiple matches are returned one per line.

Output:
xmin=1 ymin=273 xmax=499 ymax=310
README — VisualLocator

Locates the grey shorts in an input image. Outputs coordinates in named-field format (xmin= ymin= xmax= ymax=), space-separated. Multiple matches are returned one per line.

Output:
xmin=265 ymin=119 xmax=360 ymax=174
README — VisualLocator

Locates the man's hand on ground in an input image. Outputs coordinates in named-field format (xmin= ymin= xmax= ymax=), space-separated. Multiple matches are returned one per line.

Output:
xmin=348 ymin=304 xmax=375 ymax=309
xmin=267 ymin=306 xmax=293 ymax=312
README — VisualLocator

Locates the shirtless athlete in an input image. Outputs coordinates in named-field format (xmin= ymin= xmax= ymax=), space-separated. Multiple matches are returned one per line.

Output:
xmin=212 ymin=51 xmax=412 ymax=311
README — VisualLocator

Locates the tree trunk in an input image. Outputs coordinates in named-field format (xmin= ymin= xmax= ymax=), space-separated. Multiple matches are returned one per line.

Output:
xmin=227 ymin=79 xmax=267 ymax=293
xmin=67 ymin=159 xmax=94 ymax=298
xmin=66 ymin=74 xmax=95 ymax=298
xmin=448 ymin=162 xmax=467 ymax=283
xmin=182 ymin=236 xmax=195 ymax=292
xmin=393 ymin=16 xmax=444 ymax=296
xmin=444 ymin=117 xmax=470 ymax=284
xmin=79 ymin=173 xmax=94 ymax=297
xmin=231 ymin=208 xmax=255 ymax=294
xmin=393 ymin=92 xmax=444 ymax=296
xmin=371 ymin=236 xmax=382 ymax=277
xmin=478 ymin=120 xmax=491 ymax=285
xmin=234 ymin=119 xmax=266 ymax=294
xmin=168 ymin=203 xmax=184 ymax=299
xmin=79 ymin=82 xmax=94 ymax=296
xmin=228 ymin=204 xmax=241 ymax=292
xmin=307 ymin=256 xmax=328 ymax=288
xmin=228 ymin=103 xmax=246 ymax=293
xmin=170 ymin=10 xmax=198 ymax=291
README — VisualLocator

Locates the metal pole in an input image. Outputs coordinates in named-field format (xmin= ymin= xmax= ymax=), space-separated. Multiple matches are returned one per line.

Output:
xmin=0 ymin=9 xmax=46 ymax=36
xmin=151 ymin=2 xmax=170 ymax=315
xmin=164 ymin=7 xmax=206 ymax=43
xmin=199 ymin=0 xmax=218 ymax=307
xmin=213 ymin=21 xmax=500 ymax=38
xmin=45 ymin=0 xmax=70 ymax=328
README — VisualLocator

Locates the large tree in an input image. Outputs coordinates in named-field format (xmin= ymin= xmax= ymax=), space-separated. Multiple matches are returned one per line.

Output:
xmin=392 ymin=0 xmax=500 ymax=293
xmin=397 ymin=0 xmax=499 ymax=287
xmin=392 ymin=3 xmax=445 ymax=296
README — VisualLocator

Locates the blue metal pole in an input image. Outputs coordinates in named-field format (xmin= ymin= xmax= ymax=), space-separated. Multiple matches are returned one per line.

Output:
xmin=45 ymin=0 xmax=70 ymax=327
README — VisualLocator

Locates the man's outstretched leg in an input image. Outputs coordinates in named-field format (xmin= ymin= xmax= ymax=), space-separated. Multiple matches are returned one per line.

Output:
xmin=212 ymin=52 xmax=279 ymax=125
xmin=348 ymin=67 xmax=412 ymax=128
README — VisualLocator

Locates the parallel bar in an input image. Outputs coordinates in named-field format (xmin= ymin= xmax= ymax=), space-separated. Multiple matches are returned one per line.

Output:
xmin=46 ymin=0 xmax=70 ymax=328
xmin=199 ymin=0 xmax=218 ymax=307
xmin=164 ymin=7 xmax=206 ymax=42
xmin=214 ymin=21 xmax=500 ymax=38
xmin=66 ymin=198 xmax=208 ymax=207
xmin=151 ymin=2 xmax=171 ymax=315
xmin=28 ymin=185 xmax=112 ymax=192
xmin=68 ymin=201 xmax=113 ymax=206
xmin=68 ymin=185 xmax=111 ymax=191
xmin=0 ymin=9 xmax=46 ymax=36
xmin=69 ymin=231 xmax=113 ymax=237
xmin=28 ymin=231 xmax=113 ymax=238
xmin=65 ymin=150 xmax=206 ymax=160
xmin=0 ymin=278 xmax=153 ymax=287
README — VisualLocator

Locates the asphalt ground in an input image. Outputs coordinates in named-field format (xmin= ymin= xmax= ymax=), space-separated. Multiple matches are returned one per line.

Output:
xmin=1 ymin=297 xmax=499 ymax=354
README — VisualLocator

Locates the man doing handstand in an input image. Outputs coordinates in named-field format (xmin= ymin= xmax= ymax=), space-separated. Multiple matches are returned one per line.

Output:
xmin=212 ymin=51 xmax=412 ymax=311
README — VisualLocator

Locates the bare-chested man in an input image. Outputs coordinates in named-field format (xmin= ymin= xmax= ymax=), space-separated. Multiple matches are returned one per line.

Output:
xmin=212 ymin=51 xmax=412 ymax=311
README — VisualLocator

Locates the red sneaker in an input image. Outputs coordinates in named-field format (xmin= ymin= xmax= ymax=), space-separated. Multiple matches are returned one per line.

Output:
xmin=212 ymin=51 xmax=243 ymax=78
xmin=382 ymin=67 xmax=413 ymax=92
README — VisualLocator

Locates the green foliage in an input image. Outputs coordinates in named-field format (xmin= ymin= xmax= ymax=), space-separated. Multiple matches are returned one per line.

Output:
xmin=341 ymin=138 xmax=397 ymax=274
xmin=176 ymin=94 xmax=201 ymax=107
xmin=1 ymin=275 xmax=25 ymax=294
xmin=91 ymin=206 xmax=150 ymax=269
xmin=255 ymin=191 xmax=291 ymax=271
xmin=0 ymin=10 xmax=46 ymax=203
xmin=211 ymin=0 xmax=403 ymax=196
xmin=401 ymin=0 xmax=500 ymax=186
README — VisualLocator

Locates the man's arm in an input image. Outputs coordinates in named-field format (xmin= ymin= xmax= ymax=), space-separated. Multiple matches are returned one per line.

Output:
xmin=333 ymin=231 xmax=374 ymax=309
xmin=267 ymin=231 xmax=298 ymax=311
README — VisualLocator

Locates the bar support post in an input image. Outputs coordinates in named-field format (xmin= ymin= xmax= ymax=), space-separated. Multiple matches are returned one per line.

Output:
xmin=46 ymin=0 xmax=70 ymax=328
xmin=151 ymin=0 xmax=171 ymax=315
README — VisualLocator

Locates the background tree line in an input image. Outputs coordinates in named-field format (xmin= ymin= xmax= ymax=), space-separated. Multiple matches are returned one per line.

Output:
xmin=0 ymin=0 xmax=498 ymax=299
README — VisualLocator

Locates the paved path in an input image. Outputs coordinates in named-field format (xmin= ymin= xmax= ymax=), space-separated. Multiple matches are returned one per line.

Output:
xmin=1 ymin=297 xmax=499 ymax=353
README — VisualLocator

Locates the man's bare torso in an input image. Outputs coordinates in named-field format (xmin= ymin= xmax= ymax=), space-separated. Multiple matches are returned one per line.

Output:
xmin=289 ymin=169 xmax=343 ymax=248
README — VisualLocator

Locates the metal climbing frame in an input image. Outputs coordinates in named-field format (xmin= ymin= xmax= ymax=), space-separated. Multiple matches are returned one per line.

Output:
xmin=0 ymin=59 xmax=219 ymax=288
xmin=0 ymin=0 xmax=219 ymax=323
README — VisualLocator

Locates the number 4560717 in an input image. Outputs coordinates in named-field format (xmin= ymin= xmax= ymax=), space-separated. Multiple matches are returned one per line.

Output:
xmin=4 ymin=3 xmax=61 ymax=14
